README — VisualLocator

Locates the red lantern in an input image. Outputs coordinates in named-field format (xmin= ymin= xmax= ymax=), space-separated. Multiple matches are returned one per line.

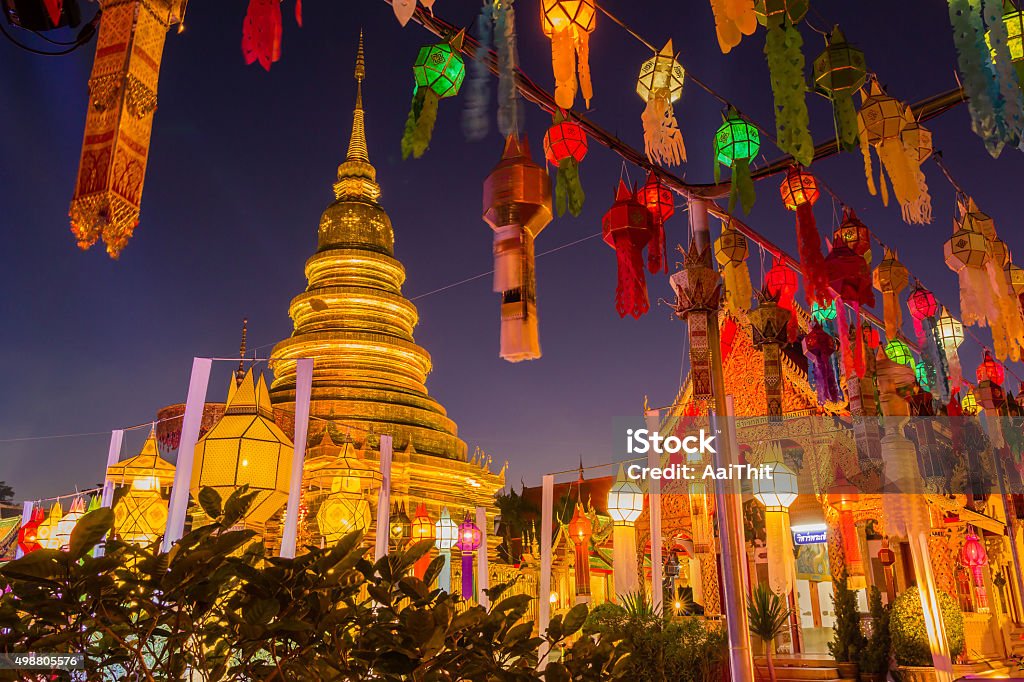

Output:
xmin=568 ymin=503 xmax=593 ymax=597
xmin=833 ymin=207 xmax=872 ymax=258
xmin=543 ymin=119 xmax=588 ymax=164
xmin=765 ymin=258 xmax=799 ymax=341
xmin=603 ymin=180 xmax=653 ymax=319
xmin=878 ymin=546 xmax=895 ymax=567
xmin=17 ymin=506 xmax=44 ymax=555
xmin=410 ymin=503 xmax=435 ymax=579
xmin=780 ymin=167 xmax=830 ymax=307
xmin=828 ymin=467 xmax=866 ymax=589
xmin=959 ymin=527 xmax=989 ymax=610
xmin=636 ymin=172 xmax=674 ymax=274
xmin=907 ymin=285 xmax=939 ymax=321
xmin=824 ymin=242 xmax=874 ymax=378
xmin=977 ymin=350 xmax=1005 ymax=386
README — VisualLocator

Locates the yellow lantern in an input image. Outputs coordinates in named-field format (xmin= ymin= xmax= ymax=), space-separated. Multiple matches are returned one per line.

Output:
xmin=715 ymin=221 xmax=753 ymax=316
xmin=607 ymin=465 xmax=644 ymax=525
xmin=305 ymin=431 xmax=382 ymax=544
xmin=55 ymin=497 xmax=86 ymax=550
xmin=108 ymin=427 xmax=175 ymax=544
xmin=191 ymin=368 xmax=293 ymax=527
xmin=635 ymin=40 xmax=686 ymax=166
xmin=316 ymin=495 xmax=372 ymax=542
xmin=751 ymin=442 xmax=797 ymax=596
xmin=541 ymin=0 xmax=596 ymax=110
xmin=36 ymin=501 xmax=63 ymax=550
xmin=961 ymin=390 xmax=981 ymax=416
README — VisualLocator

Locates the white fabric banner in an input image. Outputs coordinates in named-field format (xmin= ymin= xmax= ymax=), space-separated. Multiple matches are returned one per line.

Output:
xmin=538 ymin=474 xmax=554 ymax=667
xmin=476 ymin=506 xmax=489 ymax=608
xmin=374 ymin=435 xmax=394 ymax=563
xmin=280 ymin=358 xmax=313 ymax=558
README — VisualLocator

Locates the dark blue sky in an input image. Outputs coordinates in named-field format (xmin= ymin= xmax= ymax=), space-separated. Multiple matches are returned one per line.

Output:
xmin=2 ymin=1 xmax=1022 ymax=501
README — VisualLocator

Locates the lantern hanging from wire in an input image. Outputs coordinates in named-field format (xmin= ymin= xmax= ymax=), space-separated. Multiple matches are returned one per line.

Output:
xmin=907 ymin=282 xmax=950 ymax=404
xmin=55 ymin=497 xmax=86 ymax=551
xmin=541 ymin=0 xmax=596 ymax=110
xmin=241 ymin=0 xmax=284 ymax=71
xmin=987 ymin=5 xmax=1024 ymax=83
xmin=637 ymin=171 xmax=674 ymax=274
xmin=392 ymin=0 xmax=436 ymax=27
xmin=977 ymin=350 xmax=1006 ymax=385
xmin=483 ymin=134 xmax=553 ymax=362
xmin=636 ymin=40 xmax=687 ymax=167
xmin=833 ymin=207 xmax=873 ymax=266
xmin=435 ymin=507 xmax=459 ymax=592
xmin=813 ymin=26 xmax=866 ymax=152
xmin=456 ymin=513 xmax=482 ymax=599
xmin=107 ymin=427 xmax=174 ymax=545
xmin=708 ymin=0 xmax=757 ymax=54
xmin=36 ymin=501 xmax=62 ymax=551
xmin=803 ymin=322 xmax=842 ymax=405
xmin=872 ymin=247 xmax=909 ymax=340
xmin=17 ymin=506 xmax=45 ymax=556
xmin=965 ymin=199 xmax=1024 ymax=362
xmin=543 ymin=111 xmax=588 ymax=217
xmin=70 ymin=0 xmax=182 ymax=258
xmin=402 ymin=31 xmax=467 ymax=160
xmin=884 ymin=339 xmax=915 ymax=368
xmin=568 ymin=502 xmax=593 ymax=596
xmin=410 ymin=503 xmax=435 ymax=579
xmin=780 ymin=167 xmax=831 ymax=307
xmin=749 ymin=287 xmax=792 ymax=418
xmin=825 ymin=219 xmax=875 ymax=378
xmin=751 ymin=441 xmax=798 ymax=596
xmin=976 ymin=351 xmax=1008 ymax=411
xmin=962 ymin=389 xmax=981 ymax=415
xmin=715 ymin=220 xmax=753 ymax=316
xmin=812 ymin=301 xmax=837 ymax=325
xmin=765 ymin=258 xmax=799 ymax=342
xmin=760 ymin=0 xmax=814 ymax=167
xmin=936 ymin=307 xmax=966 ymax=388
xmin=960 ymin=527 xmax=990 ymax=611
xmin=714 ymin=107 xmax=760 ymax=214
xmin=671 ymin=240 xmax=723 ymax=400
xmin=390 ymin=502 xmax=412 ymax=550
xmin=603 ymin=180 xmax=653 ymax=319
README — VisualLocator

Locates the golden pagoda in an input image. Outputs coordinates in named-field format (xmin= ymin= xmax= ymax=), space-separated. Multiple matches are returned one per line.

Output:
xmin=269 ymin=35 xmax=503 ymax=542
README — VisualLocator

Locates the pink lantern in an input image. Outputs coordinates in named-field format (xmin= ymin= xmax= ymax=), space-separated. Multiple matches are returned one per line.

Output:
xmin=960 ymin=527 xmax=989 ymax=610
xmin=456 ymin=514 xmax=482 ymax=599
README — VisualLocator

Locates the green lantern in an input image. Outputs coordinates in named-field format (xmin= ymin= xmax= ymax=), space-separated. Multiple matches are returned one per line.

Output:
xmin=985 ymin=4 xmax=1024 ymax=84
xmin=714 ymin=107 xmax=760 ymax=214
xmin=915 ymin=361 xmax=932 ymax=390
xmin=402 ymin=30 xmax=467 ymax=159
xmin=812 ymin=301 xmax=837 ymax=324
xmin=885 ymin=339 xmax=915 ymax=367
xmin=813 ymin=26 xmax=866 ymax=152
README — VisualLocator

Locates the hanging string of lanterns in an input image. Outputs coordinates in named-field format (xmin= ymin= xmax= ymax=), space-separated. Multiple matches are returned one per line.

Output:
xmin=636 ymin=172 xmax=674 ymax=273
xmin=779 ymin=166 xmax=830 ymax=307
xmin=602 ymin=180 xmax=654 ymax=319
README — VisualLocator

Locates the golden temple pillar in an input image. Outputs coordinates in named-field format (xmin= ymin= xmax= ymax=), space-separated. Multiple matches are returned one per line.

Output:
xmin=928 ymin=528 xmax=958 ymax=597
xmin=699 ymin=551 xmax=721 ymax=616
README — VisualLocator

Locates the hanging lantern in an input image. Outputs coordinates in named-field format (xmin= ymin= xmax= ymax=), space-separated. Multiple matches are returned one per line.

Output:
xmin=907 ymin=283 xmax=949 ymax=403
xmin=803 ymin=322 xmax=842 ymax=404
xmin=873 ymin=247 xmax=909 ymax=340
xmin=306 ymin=433 xmax=381 ymax=544
xmin=977 ymin=350 xmax=1006 ymax=385
xmin=671 ymin=241 xmax=723 ymax=400
xmin=36 ymin=501 xmax=62 ymax=551
xmin=749 ymin=287 xmax=793 ymax=418
xmin=825 ymin=238 xmax=874 ymax=378
xmin=915 ymin=362 xmax=933 ymax=390
xmin=637 ymin=172 xmax=674 ymax=274
xmin=70 ymin=0 xmax=182 ymax=258
xmin=780 ymin=167 xmax=830 ymax=307
xmin=17 ymin=507 xmax=45 ymax=556
xmin=434 ymin=507 xmax=459 ymax=592
xmin=813 ymin=26 xmax=867 ymax=152
xmin=988 ymin=6 xmax=1024 ymax=83
xmin=55 ymin=497 xmax=86 ymax=551
xmin=242 ymin=0 xmax=283 ymax=71
xmin=568 ymin=503 xmax=593 ymax=597
xmin=107 ymin=427 xmax=174 ymax=545
xmin=960 ymin=527 xmax=989 ymax=611
xmin=936 ymin=307 xmax=966 ymax=388
xmin=603 ymin=180 xmax=653 ymax=319
xmin=317 ymin=495 xmax=372 ymax=540
xmin=751 ymin=441 xmax=798 ymax=596
xmin=607 ymin=466 xmax=644 ymax=525
xmin=812 ymin=301 xmax=837 ymax=324
xmin=975 ymin=350 xmax=1008 ymax=411
xmin=390 ymin=502 xmax=412 ymax=549
xmin=410 ymin=503 xmax=435 ymax=579
xmin=884 ymin=339 xmax=915 ymax=367
xmin=543 ymin=112 xmax=588 ymax=217
xmin=401 ymin=31 xmax=467 ymax=159
xmin=714 ymin=107 xmax=760 ymax=214
xmin=636 ymin=40 xmax=687 ymax=167
xmin=760 ymin=0 xmax=814 ymax=166
xmin=608 ymin=464 xmax=642 ymax=597
xmin=765 ymin=258 xmax=799 ymax=342
xmin=828 ymin=466 xmax=867 ymax=589
xmin=754 ymin=0 xmax=808 ymax=26
xmin=715 ymin=221 xmax=753 ymax=316
xmin=708 ymin=0 xmax=757 ymax=54
xmin=833 ymin=207 xmax=873 ymax=264
xmin=483 ymin=135 xmax=554 ymax=362
xmin=541 ymin=0 xmax=596 ymax=110
xmin=455 ymin=513 xmax=482 ymax=599
xmin=962 ymin=389 xmax=981 ymax=415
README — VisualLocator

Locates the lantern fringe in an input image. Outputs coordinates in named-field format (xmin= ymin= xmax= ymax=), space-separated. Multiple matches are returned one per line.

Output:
xmin=641 ymin=96 xmax=687 ymax=166
xmin=551 ymin=28 xmax=577 ymax=110
xmin=795 ymin=202 xmax=831 ymax=307
xmin=462 ymin=2 xmax=493 ymax=142
xmin=495 ymin=0 xmax=523 ymax=137
xmin=727 ymin=157 xmax=756 ymax=214
xmin=903 ymin=160 xmax=933 ymax=225
xmin=401 ymin=88 xmax=439 ymax=159
xmin=242 ymin=0 xmax=282 ymax=72
xmin=765 ymin=21 xmax=814 ymax=167
xmin=985 ymin=0 xmax=1024 ymax=147
xmin=576 ymin=29 xmax=593 ymax=108
xmin=709 ymin=0 xmax=756 ymax=53
xmin=859 ymin=128 xmax=878 ymax=199
xmin=613 ymin=238 xmax=650 ymax=319
xmin=922 ymin=317 xmax=951 ymax=404
xmin=805 ymin=341 xmax=842 ymax=405
xmin=555 ymin=158 xmax=585 ymax=217
xmin=877 ymin=133 xmax=925 ymax=225
xmin=833 ymin=94 xmax=860 ymax=153
xmin=648 ymin=219 xmax=667 ymax=274
xmin=295 ymin=0 xmax=302 ymax=26
xmin=722 ymin=260 xmax=753 ymax=316
xmin=986 ymin=257 xmax=1024 ymax=361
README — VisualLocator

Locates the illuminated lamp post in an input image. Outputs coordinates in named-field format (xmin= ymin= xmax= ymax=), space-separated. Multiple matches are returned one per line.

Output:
xmin=456 ymin=513 xmax=482 ymax=600
xmin=608 ymin=464 xmax=644 ymax=598
xmin=568 ymin=502 xmax=593 ymax=602
xmin=960 ymin=527 xmax=990 ymax=612
xmin=828 ymin=467 xmax=867 ymax=590
xmin=751 ymin=443 xmax=798 ymax=598
xmin=410 ymin=503 xmax=435 ymax=580
xmin=434 ymin=508 xmax=458 ymax=593
xmin=17 ymin=506 xmax=44 ymax=556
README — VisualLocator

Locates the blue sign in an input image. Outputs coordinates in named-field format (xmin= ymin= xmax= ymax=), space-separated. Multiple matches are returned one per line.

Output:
xmin=793 ymin=530 xmax=827 ymax=545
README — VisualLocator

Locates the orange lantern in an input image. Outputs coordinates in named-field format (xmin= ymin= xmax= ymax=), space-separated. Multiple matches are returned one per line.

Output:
xmin=411 ymin=503 xmax=435 ymax=579
xmin=541 ymin=0 xmax=596 ymax=110
xmin=568 ymin=503 xmax=593 ymax=597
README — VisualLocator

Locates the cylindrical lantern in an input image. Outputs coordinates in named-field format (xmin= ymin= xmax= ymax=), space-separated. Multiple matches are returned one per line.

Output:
xmin=813 ymin=26 xmax=866 ymax=151
xmin=434 ymin=507 xmax=459 ymax=592
xmin=603 ymin=180 xmax=653 ymax=319
xmin=456 ymin=514 xmax=482 ymax=600
xmin=873 ymin=247 xmax=909 ymax=340
xmin=568 ymin=503 xmax=593 ymax=598
xmin=715 ymin=221 xmax=753 ymax=316
xmin=780 ymin=167 xmax=830 ymax=308
xmin=608 ymin=465 xmax=643 ymax=599
xmin=751 ymin=442 xmax=798 ymax=597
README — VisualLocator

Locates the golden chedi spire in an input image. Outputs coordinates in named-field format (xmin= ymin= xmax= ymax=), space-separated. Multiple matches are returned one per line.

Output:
xmin=271 ymin=34 xmax=467 ymax=462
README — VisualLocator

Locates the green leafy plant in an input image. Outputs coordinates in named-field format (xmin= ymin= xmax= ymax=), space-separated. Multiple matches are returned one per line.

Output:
xmin=747 ymin=583 xmax=792 ymax=682
xmin=858 ymin=587 xmax=891 ymax=675
xmin=828 ymin=576 xmax=867 ymax=664
xmin=890 ymin=585 xmax=965 ymax=667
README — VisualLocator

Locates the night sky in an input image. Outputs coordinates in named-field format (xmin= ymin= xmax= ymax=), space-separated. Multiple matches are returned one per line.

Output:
xmin=2 ymin=0 xmax=1023 ymax=502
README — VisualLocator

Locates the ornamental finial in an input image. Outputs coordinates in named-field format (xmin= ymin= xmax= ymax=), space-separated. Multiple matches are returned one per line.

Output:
xmin=355 ymin=29 xmax=365 ymax=82
xmin=235 ymin=317 xmax=248 ymax=386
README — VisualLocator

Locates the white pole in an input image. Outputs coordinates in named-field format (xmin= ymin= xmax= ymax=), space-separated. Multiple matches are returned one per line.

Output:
xmin=14 ymin=501 xmax=32 ymax=559
xmin=476 ymin=506 xmax=489 ymax=608
xmin=374 ymin=434 xmax=394 ymax=562
xmin=163 ymin=358 xmax=213 ymax=552
xmin=94 ymin=429 xmax=125 ymax=557
xmin=538 ymin=474 xmax=554 ymax=666
xmin=279 ymin=358 xmax=314 ymax=558
xmin=646 ymin=408 xmax=663 ymax=614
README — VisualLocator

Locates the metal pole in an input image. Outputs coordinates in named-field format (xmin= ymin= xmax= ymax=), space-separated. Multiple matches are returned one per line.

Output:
xmin=279 ymin=358 xmax=313 ymax=558
xmin=538 ymin=474 xmax=554 ymax=667
xmin=163 ymin=357 xmax=213 ymax=552
xmin=374 ymin=434 xmax=394 ymax=563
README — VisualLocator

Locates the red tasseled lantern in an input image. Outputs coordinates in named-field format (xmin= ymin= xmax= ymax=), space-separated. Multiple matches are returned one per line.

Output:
xmin=780 ymin=167 xmax=831 ymax=307
xmin=242 ymin=0 xmax=283 ymax=71
xmin=960 ymin=527 xmax=989 ymax=609
xmin=907 ymin=283 xmax=938 ymax=343
xmin=543 ymin=119 xmax=588 ymax=164
xmin=824 ymin=242 xmax=875 ymax=378
xmin=636 ymin=172 xmax=674 ymax=274
xmin=603 ymin=180 xmax=653 ymax=318
xmin=833 ymin=207 xmax=872 ymax=257
xmin=17 ymin=506 xmax=44 ymax=555
xmin=765 ymin=258 xmax=799 ymax=342
xmin=976 ymin=350 xmax=1005 ymax=386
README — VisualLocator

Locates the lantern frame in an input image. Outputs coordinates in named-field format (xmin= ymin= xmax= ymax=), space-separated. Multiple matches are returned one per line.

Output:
xmin=936 ymin=309 xmax=965 ymax=348
xmin=977 ymin=351 xmax=1006 ymax=386
xmin=715 ymin=111 xmax=760 ymax=166
xmin=884 ymin=339 xmax=915 ymax=367
xmin=961 ymin=390 xmax=981 ymax=415
xmin=752 ymin=459 xmax=798 ymax=510
xmin=317 ymin=494 xmax=372 ymax=540
xmin=813 ymin=28 xmax=867 ymax=97
xmin=435 ymin=507 xmax=459 ymax=551
xmin=17 ymin=507 xmax=44 ymax=555
xmin=412 ymin=36 xmax=466 ymax=99
xmin=411 ymin=503 xmax=435 ymax=544
xmin=779 ymin=167 xmax=820 ymax=209
xmin=543 ymin=119 xmax=588 ymax=165
xmin=389 ymin=504 xmax=412 ymax=546
xmin=456 ymin=514 xmax=482 ymax=552
xmin=812 ymin=301 xmax=837 ymax=324
xmin=607 ymin=466 xmax=644 ymax=525
xmin=637 ymin=172 xmax=675 ymax=224
xmin=907 ymin=285 xmax=938 ymax=321
xmin=636 ymin=40 xmax=684 ymax=103
xmin=541 ymin=0 xmax=597 ymax=36
xmin=567 ymin=503 xmax=593 ymax=546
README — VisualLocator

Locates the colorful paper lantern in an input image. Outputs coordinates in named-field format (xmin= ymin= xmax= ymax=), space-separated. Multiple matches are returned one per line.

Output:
xmin=17 ymin=506 xmax=45 ymax=555
xmin=827 ymin=466 xmax=867 ymax=589
xmin=36 ymin=502 xmax=62 ymax=551
xmin=390 ymin=502 xmax=412 ymax=548
xmin=715 ymin=221 xmax=753 ymax=316
xmin=637 ymin=172 xmax=674 ymax=273
xmin=813 ymin=26 xmax=866 ymax=151
xmin=873 ymin=247 xmax=909 ymax=341
xmin=543 ymin=113 xmax=588 ymax=217
xmin=977 ymin=351 xmax=1005 ymax=385
xmin=885 ymin=339 xmax=915 ymax=367
xmin=636 ymin=40 xmax=687 ymax=167
xmin=671 ymin=241 xmax=723 ymax=399
xmin=812 ymin=301 xmax=837 ymax=323
xmin=410 ymin=502 xmax=435 ymax=578
xmin=607 ymin=465 xmax=644 ymax=525
xmin=55 ymin=497 xmax=86 ymax=550
xmin=803 ymin=322 xmax=842 ymax=404
xmin=915 ymin=362 xmax=932 ymax=390
xmin=602 ymin=180 xmax=653 ymax=319
xmin=754 ymin=0 xmax=808 ymax=26
xmin=714 ymin=107 xmax=760 ymax=214
xmin=708 ymin=0 xmax=757 ymax=54
xmin=568 ymin=502 xmax=592 ymax=596
xmin=765 ymin=258 xmax=799 ymax=342
xmin=960 ymin=527 xmax=989 ymax=610
xmin=780 ymin=167 xmax=830 ymax=307
xmin=962 ymin=389 xmax=980 ymax=415
xmin=434 ymin=507 xmax=459 ymax=592
xmin=833 ymin=207 xmax=872 ymax=259
xmin=242 ymin=0 xmax=282 ymax=71
xmin=752 ymin=441 xmax=798 ymax=596
xmin=541 ymin=0 xmax=596 ymax=110
xmin=401 ymin=31 xmax=466 ymax=159
xmin=108 ymin=427 xmax=174 ymax=545
xmin=456 ymin=513 xmax=482 ymax=599
xmin=316 ymin=495 xmax=372 ymax=541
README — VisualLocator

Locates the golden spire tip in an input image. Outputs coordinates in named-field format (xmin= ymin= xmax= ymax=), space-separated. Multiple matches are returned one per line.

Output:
xmin=355 ymin=29 xmax=365 ymax=82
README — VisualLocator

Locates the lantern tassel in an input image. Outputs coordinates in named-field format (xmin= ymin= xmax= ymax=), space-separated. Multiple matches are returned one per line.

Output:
xmin=728 ymin=157 xmax=756 ymax=215
xmin=709 ymin=0 xmax=756 ymax=53
xmin=806 ymin=344 xmax=842 ymax=405
xmin=555 ymin=158 xmax=585 ymax=217
xmin=551 ymin=28 xmax=577 ymax=110
xmin=648 ymin=218 xmax=667 ymax=274
xmin=859 ymin=124 xmax=878 ymax=198
xmin=986 ymin=258 xmax=1024 ymax=361
xmin=795 ymin=202 xmax=831 ymax=307
xmin=765 ymin=21 xmax=814 ymax=167
xmin=641 ymin=95 xmax=687 ymax=167
xmin=723 ymin=260 xmax=753 ymax=316
xmin=462 ymin=2 xmax=493 ymax=142
xmin=877 ymin=137 xmax=923 ymax=224
xmin=242 ymin=0 xmax=282 ymax=71
xmin=401 ymin=88 xmax=439 ymax=160
xmin=613 ymin=236 xmax=650 ymax=319
xmin=495 ymin=0 xmax=523 ymax=137
xmin=461 ymin=553 xmax=474 ymax=599
xmin=922 ymin=317 xmax=951 ymax=404
xmin=575 ymin=28 xmax=593 ymax=108
xmin=834 ymin=94 xmax=860 ymax=153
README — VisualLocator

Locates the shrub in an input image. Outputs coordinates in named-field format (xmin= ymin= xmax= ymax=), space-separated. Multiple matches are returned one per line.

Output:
xmin=890 ymin=586 xmax=964 ymax=666
xmin=828 ymin=577 xmax=867 ymax=663
xmin=858 ymin=587 xmax=891 ymax=674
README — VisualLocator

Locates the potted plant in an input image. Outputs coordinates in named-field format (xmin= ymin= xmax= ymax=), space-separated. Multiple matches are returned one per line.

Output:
xmin=890 ymin=586 xmax=965 ymax=682
xmin=829 ymin=577 xmax=867 ymax=679
xmin=858 ymin=587 xmax=890 ymax=682
xmin=748 ymin=583 xmax=792 ymax=682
